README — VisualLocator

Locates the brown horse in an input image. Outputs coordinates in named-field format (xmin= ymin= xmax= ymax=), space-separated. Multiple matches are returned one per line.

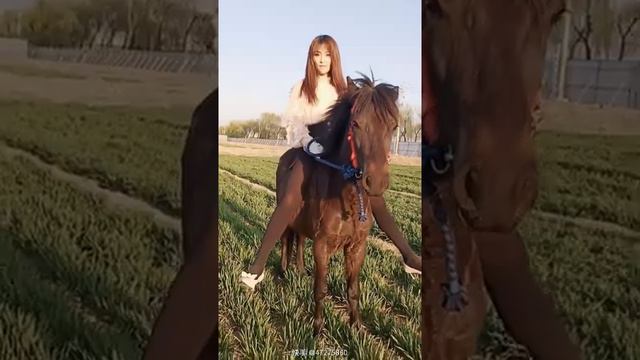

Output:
xmin=275 ymin=75 xmax=399 ymax=335
xmin=422 ymin=1 xmax=583 ymax=359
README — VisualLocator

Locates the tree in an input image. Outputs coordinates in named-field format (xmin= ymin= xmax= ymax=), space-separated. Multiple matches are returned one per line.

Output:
xmin=23 ymin=0 xmax=84 ymax=47
xmin=257 ymin=112 xmax=282 ymax=139
xmin=571 ymin=0 xmax=594 ymax=59
xmin=17 ymin=0 xmax=215 ymax=52
xmin=0 ymin=10 xmax=22 ymax=38
xmin=613 ymin=0 xmax=640 ymax=60
xmin=396 ymin=104 xmax=420 ymax=142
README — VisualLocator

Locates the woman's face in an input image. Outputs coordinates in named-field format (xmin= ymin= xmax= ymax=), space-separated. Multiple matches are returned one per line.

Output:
xmin=313 ymin=44 xmax=331 ymax=76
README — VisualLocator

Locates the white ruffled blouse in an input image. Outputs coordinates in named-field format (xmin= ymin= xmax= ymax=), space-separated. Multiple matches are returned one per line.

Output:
xmin=281 ymin=76 xmax=338 ymax=148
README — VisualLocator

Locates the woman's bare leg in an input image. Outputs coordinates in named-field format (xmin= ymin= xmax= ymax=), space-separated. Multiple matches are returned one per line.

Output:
xmin=243 ymin=156 xmax=306 ymax=280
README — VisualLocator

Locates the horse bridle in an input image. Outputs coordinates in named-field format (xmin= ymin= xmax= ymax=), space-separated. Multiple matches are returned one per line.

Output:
xmin=422 ymin=26 xmax=468 ymax=310
xmin=304 ymin=119 xmax=368 ymax=223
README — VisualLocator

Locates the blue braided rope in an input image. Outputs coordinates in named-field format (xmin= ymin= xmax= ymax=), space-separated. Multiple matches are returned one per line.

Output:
xmin=433 ymin=195 xmax=468 ymax=311
xmin=355 ymin=180 xmax=367 ymax=222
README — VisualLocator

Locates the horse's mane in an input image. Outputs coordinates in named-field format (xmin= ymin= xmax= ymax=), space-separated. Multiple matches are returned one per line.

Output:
xmin=324 ymin=73 xmax=399 ymax=133
xmin=310 ymin=73 xmax=398 ymax=155
xmin=349 ymin=73 xmax=400 ymax=127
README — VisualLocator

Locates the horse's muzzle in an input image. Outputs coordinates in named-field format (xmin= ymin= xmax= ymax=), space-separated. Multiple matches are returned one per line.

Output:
xmin=363 ymin=174 xmax=389 ymax=196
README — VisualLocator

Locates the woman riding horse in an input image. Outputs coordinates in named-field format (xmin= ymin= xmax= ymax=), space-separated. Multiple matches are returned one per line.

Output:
xmin=240 ymin=34 xmax=422 ymax=290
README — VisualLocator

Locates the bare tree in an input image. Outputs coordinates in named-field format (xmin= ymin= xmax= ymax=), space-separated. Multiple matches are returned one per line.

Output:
xmin=571 ymin=0 xmax=594 ymax=59
xmin=612 ymin=0 xmax=640 ymax=60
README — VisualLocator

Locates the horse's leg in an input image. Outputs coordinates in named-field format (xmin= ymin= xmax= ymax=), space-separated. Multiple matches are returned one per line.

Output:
xmin=312 ymin=237 xmax=329 ymax=336
xmin=280 ymin=229 xmax=290 ymax=275
xmin=295 ymin=232 xmax=305 ymax=272
xmin=476 ymin=231 xmax=583 ymax=359
xmin=344 ymin=237 xmax=366 ymax=327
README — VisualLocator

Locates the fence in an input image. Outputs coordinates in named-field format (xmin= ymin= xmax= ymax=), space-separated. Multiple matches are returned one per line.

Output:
xmin=543 ymin=58 xmax=640 ymax=109
xmin=26 ymin=43 xmax=216 ymax=75
xmin=225 ymin=137 xmax=422 ymax=158
xmin=0 ymin=38 xmax=28 ymax=62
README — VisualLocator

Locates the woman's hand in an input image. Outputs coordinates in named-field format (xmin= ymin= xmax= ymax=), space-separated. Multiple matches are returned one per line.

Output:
xmin=308 ymin=141 xmax=324 ymax=155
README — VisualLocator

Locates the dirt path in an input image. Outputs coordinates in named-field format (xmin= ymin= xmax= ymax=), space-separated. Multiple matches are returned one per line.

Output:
xmin=219 ymin=143 xmax=422 ymax=166
xmin=0 ymin=59 xmax=214 ymax=108
xmin=540 ymin=100 xmax=640 ymax=136
xmin=0 ymin=143 xmax=181 ymax=233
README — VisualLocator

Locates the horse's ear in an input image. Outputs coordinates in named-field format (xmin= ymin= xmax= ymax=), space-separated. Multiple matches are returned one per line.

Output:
xmin=347 ymin=76 xmax=357 ymax=92
xmin=425 ymin=0 xmax=442 ymax=14
xmin=425 ymin=0 xmax=458 ymax=16
xmin=392 ymin=86 xmax=400 ymax=102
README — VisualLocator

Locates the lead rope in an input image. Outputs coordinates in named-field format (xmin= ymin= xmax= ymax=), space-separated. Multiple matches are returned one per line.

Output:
xmin=355 ymin=180 xmax=367 ymax=222
xmin=424 ymin=144 xmax=467 ymax=311
xmin=434 ymin=196 xmax=467 ymax=311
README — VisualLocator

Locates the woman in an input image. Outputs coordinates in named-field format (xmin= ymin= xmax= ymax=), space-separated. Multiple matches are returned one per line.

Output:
xmin=240 ymin=34 xmax=422 ymax=290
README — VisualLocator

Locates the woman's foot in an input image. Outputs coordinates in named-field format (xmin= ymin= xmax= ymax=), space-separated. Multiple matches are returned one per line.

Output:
xmin=240 ymin=270 xmax=265 ymax=290
xmin=403 ymin=255 xmax=422 ymax=275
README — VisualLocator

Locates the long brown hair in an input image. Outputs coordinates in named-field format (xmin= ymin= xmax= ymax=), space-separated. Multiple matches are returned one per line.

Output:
xmin=300 ymin=35 xmax=347 ymax=104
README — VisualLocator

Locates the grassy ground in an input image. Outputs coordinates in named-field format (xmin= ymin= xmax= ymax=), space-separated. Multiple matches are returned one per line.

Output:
xmin=218 ymin=171 xmax=421 ymax=359
xmin=0 ymin=153 xmax=180 ymax=359
xmin=0 ymin=99 xmax=638 ymax=359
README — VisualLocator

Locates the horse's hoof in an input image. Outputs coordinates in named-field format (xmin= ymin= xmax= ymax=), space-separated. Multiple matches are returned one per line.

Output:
xmin=276 ymin=271 xmax=287 ymax=281
xmin=349 ymin=318 xmax=363 ymax=330
xmin=313 ymin=319 xmax=324 ymax=336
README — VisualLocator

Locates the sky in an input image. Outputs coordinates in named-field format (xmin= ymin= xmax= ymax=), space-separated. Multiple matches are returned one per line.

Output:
xmin=218 ymin=0 xmax=421 ymax=125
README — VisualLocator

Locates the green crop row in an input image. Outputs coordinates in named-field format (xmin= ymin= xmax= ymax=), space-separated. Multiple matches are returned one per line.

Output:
xmin=0 ymin=152 xmax=180 ymax=359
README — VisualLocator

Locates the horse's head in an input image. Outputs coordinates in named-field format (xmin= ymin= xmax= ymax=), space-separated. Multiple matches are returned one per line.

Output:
xmin=424 ymin=0 xmax=565 ymax=231
xmin=321 ymin=75 xmax=399 ymax=197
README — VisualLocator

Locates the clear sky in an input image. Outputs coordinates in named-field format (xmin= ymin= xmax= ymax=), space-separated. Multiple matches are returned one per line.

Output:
xmin=218 ymin=0 xmax=421 ymax=125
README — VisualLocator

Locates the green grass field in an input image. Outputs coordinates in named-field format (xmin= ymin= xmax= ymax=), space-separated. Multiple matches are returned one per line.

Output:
xmin=0 ymin=153 xmax=180 ymax=359
xmin=0 ymin=99 xmax=638 ymax=359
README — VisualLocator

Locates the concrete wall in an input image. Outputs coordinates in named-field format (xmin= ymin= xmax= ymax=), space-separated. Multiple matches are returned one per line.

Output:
xmin=226 ymin=137 xmax=421 ymax=158
xmin=543 ymin=59 xmax=640 ymax=108
xmin=0 ymin=38 xmax=28 ymax=62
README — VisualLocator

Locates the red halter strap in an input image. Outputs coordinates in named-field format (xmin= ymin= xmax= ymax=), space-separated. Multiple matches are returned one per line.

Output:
xmin=346 ymin=121 xmax=359 ymax=169
xmin=423 ymin=30 xmax=439 ymax=144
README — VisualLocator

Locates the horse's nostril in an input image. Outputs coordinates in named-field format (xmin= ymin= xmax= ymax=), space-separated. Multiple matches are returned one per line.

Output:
xmin=365 ymin=176 xmax=372 ymax=189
